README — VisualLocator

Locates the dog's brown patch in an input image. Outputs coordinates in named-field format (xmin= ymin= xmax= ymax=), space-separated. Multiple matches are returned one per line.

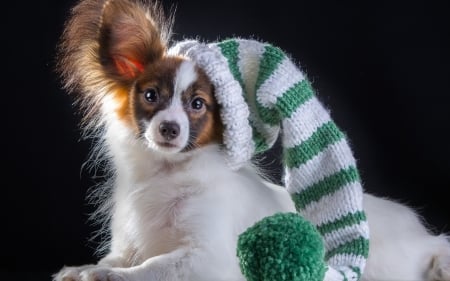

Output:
xmin=112 ymin=86 xmax=132 ymax=125
xmin=182 ymin=68 xmax=223 ymax=151
xmin=130 ymin=57 xmax=185 ymax=134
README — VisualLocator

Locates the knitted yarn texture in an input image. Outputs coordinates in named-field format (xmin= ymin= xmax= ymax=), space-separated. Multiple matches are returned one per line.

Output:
xmin=170 ymin=39 xmax=370 ymax=281
xmin=237 ymin=212 xmax=327 ymax=281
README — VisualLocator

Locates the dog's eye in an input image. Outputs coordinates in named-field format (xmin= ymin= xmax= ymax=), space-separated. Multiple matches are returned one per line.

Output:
xmin=191 ymin=97 xmax=205 ymax=110
xmin=144 ymin=88 xmax=159 ymax=103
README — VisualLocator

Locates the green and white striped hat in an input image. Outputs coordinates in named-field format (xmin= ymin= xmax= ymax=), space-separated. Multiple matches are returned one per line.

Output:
xmin=170 ymin=39 xmax=369 ymax=281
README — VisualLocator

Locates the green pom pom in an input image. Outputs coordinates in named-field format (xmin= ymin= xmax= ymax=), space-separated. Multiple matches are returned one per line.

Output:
xmin=237 ymin=212 xmax=326 ymax=281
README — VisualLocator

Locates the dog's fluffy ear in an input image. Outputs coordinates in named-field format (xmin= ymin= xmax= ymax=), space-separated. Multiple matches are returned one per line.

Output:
xmin=58 ymin=0 xmax=172 ymax=94
xmin=99 ymin=0 xmax=167 ymax=82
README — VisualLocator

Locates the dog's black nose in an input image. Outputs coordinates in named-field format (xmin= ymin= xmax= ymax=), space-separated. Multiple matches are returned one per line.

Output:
xmin=159 ymin=121 xmax=180 ymax=141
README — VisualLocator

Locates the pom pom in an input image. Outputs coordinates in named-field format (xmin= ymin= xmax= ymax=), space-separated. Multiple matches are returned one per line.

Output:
xmin=237 ymin=212 xmax=326 ymax=281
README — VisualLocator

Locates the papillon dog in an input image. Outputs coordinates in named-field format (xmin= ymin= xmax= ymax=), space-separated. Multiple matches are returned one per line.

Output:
xmin=53 ymin=0 xmax=450 ymax=280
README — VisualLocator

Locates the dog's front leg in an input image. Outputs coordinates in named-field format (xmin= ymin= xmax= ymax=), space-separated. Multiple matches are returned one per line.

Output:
xmin=53 ymin=253 xmax=131 ymax=281
xmin=58 ymin=247 xmax=195 ymax=281
xmin=111 ymin=247 xmax=192 ymax=281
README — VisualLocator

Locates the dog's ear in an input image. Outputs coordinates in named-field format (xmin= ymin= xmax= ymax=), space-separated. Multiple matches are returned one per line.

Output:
xmin=99 ymin=0 xmax=168 ymax=83
xmin=58 ymin=0 xmax=172 ymax=94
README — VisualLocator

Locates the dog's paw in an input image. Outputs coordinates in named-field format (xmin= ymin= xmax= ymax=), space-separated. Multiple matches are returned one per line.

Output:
xmin=79 ymin=268 xmax=126 ymax=281
xmin=53 ymin=265 xmax=94 ymax=281
xmin=53 ymin=265 xmax=126 ymax=281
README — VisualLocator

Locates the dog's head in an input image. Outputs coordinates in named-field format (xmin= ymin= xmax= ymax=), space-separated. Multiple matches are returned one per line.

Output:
xmin=58 ymin=0 xmax=223 ymax=155
xmin=133 ymin=57 xmax=223 ymax=154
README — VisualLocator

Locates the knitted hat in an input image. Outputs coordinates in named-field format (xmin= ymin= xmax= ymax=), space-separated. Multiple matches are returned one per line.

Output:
xmin=169 ymin=39 xmax=369 ymax=281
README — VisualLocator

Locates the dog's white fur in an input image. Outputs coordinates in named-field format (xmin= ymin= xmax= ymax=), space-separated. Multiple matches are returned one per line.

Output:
xmin=54 ymin=0 xmax=450 ymax=280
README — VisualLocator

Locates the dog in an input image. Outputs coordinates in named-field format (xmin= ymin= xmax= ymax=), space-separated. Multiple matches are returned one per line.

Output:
xmin=53 ymin=0 xmax=450 ymax=280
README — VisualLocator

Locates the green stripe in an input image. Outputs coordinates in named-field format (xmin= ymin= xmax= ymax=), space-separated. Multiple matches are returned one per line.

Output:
xmin=275 ymin=79 xmax=314 ymax=119
xmin=291 ymin=166 xmax=360 ymax=210
xmin=217 ymin=39 xmax=244 ymax=87
xmin=316 ymin=211 xmax=367 ymax=235
xmin=255 ymin=79 xmax=315 ymax=126
xmin=251 ymin=125 xmax=269 ymax=153
xmin=325 ymin=237 xmax=369 ymax=260
xmin=255 ymin=103 xmax=280 ymax=126
xmin=253 ymin=45 xmax=286 ymax=126
xmin=256 ymin=79 xmax=314 ymax=126
xmin=255 ymin=45 xmax=286 ymax=91
xmin=284 ymin=121 xmax=345 ymax=169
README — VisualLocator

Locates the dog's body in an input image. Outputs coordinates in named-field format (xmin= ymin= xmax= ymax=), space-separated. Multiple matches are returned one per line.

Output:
xmin=54 ymin=0 xmax=450 ymax=280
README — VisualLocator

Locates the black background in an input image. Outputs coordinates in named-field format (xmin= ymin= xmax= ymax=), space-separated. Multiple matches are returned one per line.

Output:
xmin=3 ymin=0 xmax=449 ymax=280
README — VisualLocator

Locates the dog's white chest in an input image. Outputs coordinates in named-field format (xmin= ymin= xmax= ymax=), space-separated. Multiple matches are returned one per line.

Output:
xmin=116 ymin=178 xmax=202 ymax=260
